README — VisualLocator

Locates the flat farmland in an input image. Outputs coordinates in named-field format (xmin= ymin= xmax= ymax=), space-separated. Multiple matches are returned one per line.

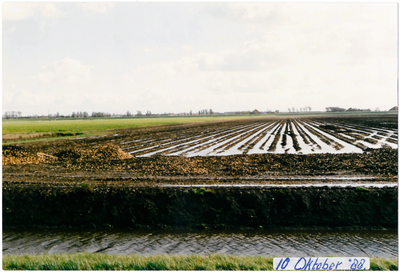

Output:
xmin=118 ymin=116 xmax=398 ymax=157
xmin=3 ymin=114 xmax=397 ymax=180
xmin=2 ymin=115 xmax=258 ymax=143
xmin=2 ymin=114 xmax=398 ymax=230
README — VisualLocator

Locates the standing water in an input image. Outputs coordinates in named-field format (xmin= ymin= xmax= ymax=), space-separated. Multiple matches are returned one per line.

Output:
xmin=3 ymin=229 xmax=397 ymax=258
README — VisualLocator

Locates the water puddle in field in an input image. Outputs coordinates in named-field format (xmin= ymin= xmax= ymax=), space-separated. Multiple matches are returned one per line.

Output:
xmin=310 ymin=121 xmax=398 ymax=149
xmin=71 ymin=137 xmax=87 ymax=140
xmin=215 ymin=123 xmax=272 ymax=156
xmin=135 ymin=123 xmax=257 ymax=157
xmin=91 ymin=135 xmax=108 ymax=139
xmin=290 ymin=122 xmax=316 ymax=154
xmin=180 ymin=124 xmax=257 ymax=156
xmin=296 ymin=122 xmax=359 ymax=154
xmin=307 ymin=124 xmax=363 ymax=154
xmin=3 ymin=229 xmax=397 ymax=258
xmin=119 ymin=119 xmax=396 ymax=157
xmin=185 ymin=123 xmax=265 ymax=157
xmin=247 ymin=122 xmax=281 ymax=154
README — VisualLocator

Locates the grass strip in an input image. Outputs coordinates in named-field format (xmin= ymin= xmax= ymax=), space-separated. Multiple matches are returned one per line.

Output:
xmin=2 ymin=253 xmax=398 ymax=270
xmin=2 ymin=116 xmax=262 ymax=145
xmin=3 ymin=253 xmax=273 ymax=270
xmin=2 ymin=116 xmax=261 ymax=134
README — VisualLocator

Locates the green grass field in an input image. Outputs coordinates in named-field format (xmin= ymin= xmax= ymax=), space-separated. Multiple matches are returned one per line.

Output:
xmin=2 ymin=115 xmax=266 ymax=134
xmin=2 ymin=253 xmax=397 ymax=270
xmin=2 ymin=115 xmax=263 ymax=144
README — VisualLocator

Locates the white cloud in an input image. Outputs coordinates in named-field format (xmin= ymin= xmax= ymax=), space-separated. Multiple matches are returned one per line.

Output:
xmin=2 ymin=89 xmax=15 ymax=107
xmin=182 ymin=45 xmax=193 ymax=52
xmin=227 ymin=3 xmax=275 ymax=21
xmin=197 ymin=52 xmax=225 ymax=70
xmin=125 ymin=50 xmax=286 ymax=111
xmin=16 ymin=90 xmax=57 ymax=106
xmin=40 ymin=3 xmax=63 ymax=18
xmin=31 ymin=58 xmax=92 ymax=85
xmin=123 ymin=19 xmax=396 ymax=112
xmin=8 ymin=27 xmax=17 ymax=33
xmin=77 ymin=3 xmax=115 ymax=14
xmin=3 ymin=3 xmax=35 ymax=20
xmin=3 ymin=3 xmax=64 ymax=20
xmin=125 ymin=58 xmax=212 ymax=111
xmin=196 ymin=38 xmax=286 ymax=72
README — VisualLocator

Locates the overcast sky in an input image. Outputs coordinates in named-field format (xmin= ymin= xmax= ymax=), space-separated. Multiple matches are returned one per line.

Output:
xmin=2 ymin=2 xmax=398 ymax=116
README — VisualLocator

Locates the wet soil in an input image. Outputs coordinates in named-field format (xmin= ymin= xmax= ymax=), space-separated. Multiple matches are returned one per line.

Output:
xmin=2 ymin=115 xmax=398 ymax=229
xmin=3 ymin=144 xmax=397 ymax=182
xmin=3 ymin=183 xmax=397 ymax=229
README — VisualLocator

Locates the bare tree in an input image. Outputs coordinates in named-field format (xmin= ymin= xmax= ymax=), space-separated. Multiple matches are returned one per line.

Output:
xmin=5 ymin=111 xmax=20 ymax=119
xmin=326 ymin=107 xmax=345 ymax=112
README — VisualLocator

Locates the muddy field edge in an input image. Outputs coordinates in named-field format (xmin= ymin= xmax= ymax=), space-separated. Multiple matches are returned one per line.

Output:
xmin=3 ymin=185 xmax=397 ymax=230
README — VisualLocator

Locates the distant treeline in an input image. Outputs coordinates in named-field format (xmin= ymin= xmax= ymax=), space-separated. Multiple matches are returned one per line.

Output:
xmin=2 ymin=108 xmax=275 ymax=120
xmin=326 ymin=107 xmax=372 ymax=112
xmin=326 ymin=106 xmax=397 ymax=112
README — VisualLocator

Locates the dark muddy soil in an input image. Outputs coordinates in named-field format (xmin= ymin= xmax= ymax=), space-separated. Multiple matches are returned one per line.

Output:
xmin=3 ymin=184 xmax=397 ymax=229
xmin=3 ymin=144 xmax=397 ymax=183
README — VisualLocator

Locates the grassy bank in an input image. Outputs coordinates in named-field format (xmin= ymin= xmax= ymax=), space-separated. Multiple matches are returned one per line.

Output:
xmin=2 ymin=253 xmax=397 ymax=270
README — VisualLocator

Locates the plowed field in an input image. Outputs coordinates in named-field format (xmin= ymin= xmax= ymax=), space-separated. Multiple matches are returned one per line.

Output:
xmin=2 ymin=115 xmax=398 ymax=184
xmin=118 ymin=116 xmax=397 ymax=157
